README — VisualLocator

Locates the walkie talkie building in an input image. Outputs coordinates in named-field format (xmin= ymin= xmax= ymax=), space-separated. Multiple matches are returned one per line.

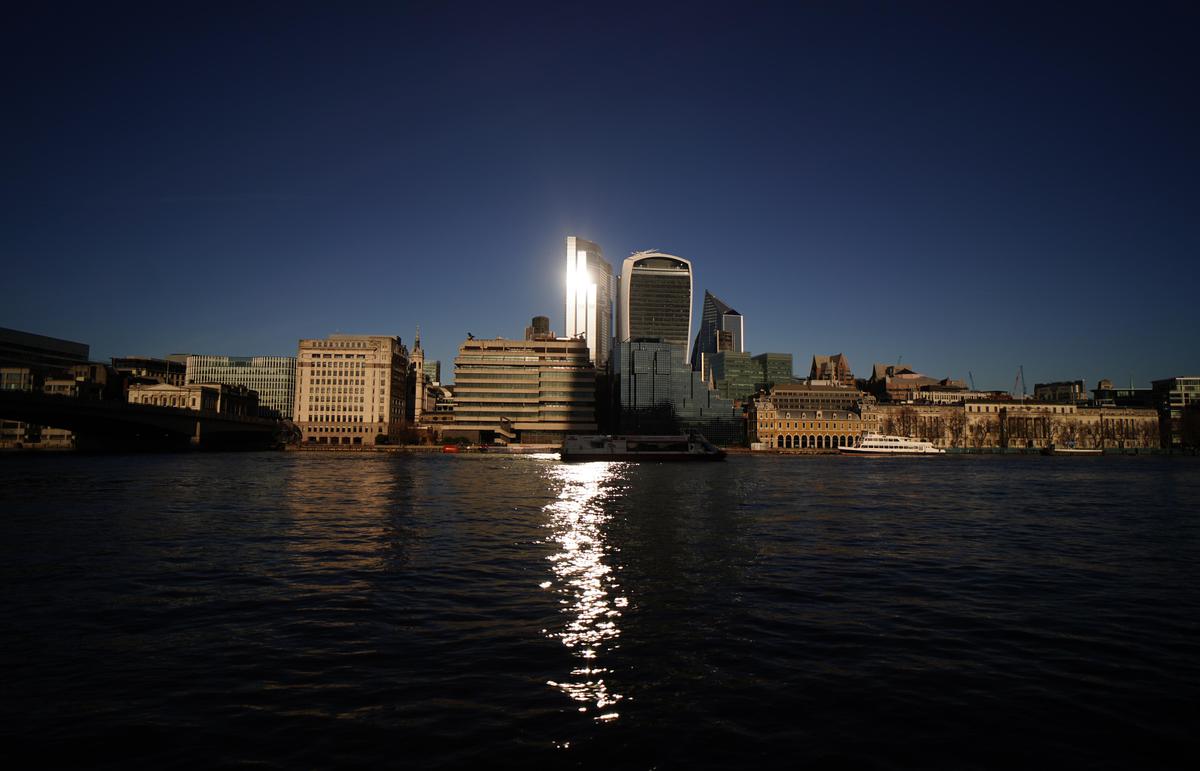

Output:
xmin=616 ymin=251 xmax=693 ymax=361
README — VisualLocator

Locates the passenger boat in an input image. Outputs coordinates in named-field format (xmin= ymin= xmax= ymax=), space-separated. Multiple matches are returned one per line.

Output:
xmin=838 ymin=433 xmax=945 ymax=455
xmin=1040 ymin=444 xmax=1103 ymax=456
xmin=560 ymin=433 xmax=726 ymax=462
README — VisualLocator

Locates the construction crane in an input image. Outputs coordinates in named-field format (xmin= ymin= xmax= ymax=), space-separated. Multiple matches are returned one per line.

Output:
xmin=1012 ymin=365 xmax=1026 ymax=399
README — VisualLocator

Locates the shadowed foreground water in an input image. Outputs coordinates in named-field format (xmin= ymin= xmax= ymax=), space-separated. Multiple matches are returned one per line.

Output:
xmin=2 ymin=453 xmax=1199 ymax=768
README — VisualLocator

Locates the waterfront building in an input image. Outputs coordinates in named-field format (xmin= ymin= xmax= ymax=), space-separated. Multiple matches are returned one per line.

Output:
xmin=1151 ymin=376 xmax=1200 ymax=448
xmin=690 ymin=290 xmax=744 ymax=371
xmin=294 ymin=334 xmax=409 ymax=446
xmin=1033 ymin=380 xmax=1088 ymax=404
xmin=809 ymin=353 xmax=854 ymax=388
xmin=612 ymin=339 xmax=743 ymax=446
xmin=859 ymin=402 xmax=1159 ymax=450
xmin=750 ymin=397 xmax=868 ymax=449
xmin=753 ymin=352 xmax=795 ymax=389
xmin=112 ymin=356 xmax=186 ymax=386
xmin=450 ymin=337 xmax=596 ymax=444
xmin=127 ymin=382 xmax=259 ymax=417
xmin=564 ymin=237 xmax=614 ymax=369
xmin=616 ymin=251 xmax=693 ymax=360
xmin=185 ymin=355 xmax=295 ymax=418
xmin=767 ymin=380 xmax=866 ymax=411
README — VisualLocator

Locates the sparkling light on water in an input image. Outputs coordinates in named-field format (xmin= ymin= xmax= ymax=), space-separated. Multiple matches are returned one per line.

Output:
xmin=542 ymin=461 xmax=626 ymax=721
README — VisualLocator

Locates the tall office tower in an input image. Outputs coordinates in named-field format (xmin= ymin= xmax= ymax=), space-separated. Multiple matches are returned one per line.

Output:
xmin=690 ymin=290 xmax=744 ymax=371
xmin=564 ymin=236 xmax=613 ymax=368
xmin=294 ymin=334 xmax=409 ymax=446
xmin=616 ymin=251 xmax=693 ymax=361
xmin=185 ymin=354 xmax=296 ymax=418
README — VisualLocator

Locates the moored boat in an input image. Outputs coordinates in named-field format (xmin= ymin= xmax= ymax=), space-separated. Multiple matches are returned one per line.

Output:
xmin=560 ymin=433 xmax=726 ymax=462
xmin=838 ymin=433 xmax=945 ymax=455
xmin=1040 ymin=444 xmax=1103 ymax=456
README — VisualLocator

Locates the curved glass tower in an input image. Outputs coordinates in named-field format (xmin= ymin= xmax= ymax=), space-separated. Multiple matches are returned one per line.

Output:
xmin=617 ymin=251 xmax=693 ymax=361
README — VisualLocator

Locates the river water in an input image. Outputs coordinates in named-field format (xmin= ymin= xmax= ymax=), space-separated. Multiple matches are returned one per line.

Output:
xmin=2 ymin=453 xmax=1198 ymax=768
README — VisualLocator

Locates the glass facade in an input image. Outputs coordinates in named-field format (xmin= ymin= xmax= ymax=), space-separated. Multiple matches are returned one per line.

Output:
xmin=708 ymin=351 xmax=761 ymax=402
xmin=753 ymin=353 xmax=794 ymax=388
xmin=613 ymin=340 xmax=744 ymax=446
xmin=691 ymin=290 xmax=744 ymax=370
xmin=186 ymin=355 xmax=296 ymax=419
xmin=564 ymin=237 xmax=613 ymax=369
xmin=618 ymin=253 xmax=693 ymax=360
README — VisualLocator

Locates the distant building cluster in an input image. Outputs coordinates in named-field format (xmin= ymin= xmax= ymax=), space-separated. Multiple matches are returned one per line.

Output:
xmin=2 ymin=233 xmax=1198 ymax=451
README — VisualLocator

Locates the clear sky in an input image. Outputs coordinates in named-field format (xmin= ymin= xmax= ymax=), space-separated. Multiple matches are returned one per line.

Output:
xmin=4 ymin=2 xmax=1197 ymax=390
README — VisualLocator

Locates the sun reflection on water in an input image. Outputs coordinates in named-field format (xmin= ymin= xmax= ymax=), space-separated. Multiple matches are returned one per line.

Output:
xmin=542 ymin=461 xmax=626 ymax=721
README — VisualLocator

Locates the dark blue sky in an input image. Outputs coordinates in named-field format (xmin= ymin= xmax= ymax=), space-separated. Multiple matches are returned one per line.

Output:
xmin=4 ymin=2 xmax=1197 ymax=389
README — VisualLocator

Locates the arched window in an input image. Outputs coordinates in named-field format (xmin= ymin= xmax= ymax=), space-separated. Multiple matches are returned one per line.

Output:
xmin=777 ymin=435 xmax=784 ymax=448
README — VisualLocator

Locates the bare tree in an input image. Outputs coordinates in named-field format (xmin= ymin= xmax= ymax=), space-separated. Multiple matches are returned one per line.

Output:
xmin=947 ymin=410 xmax=967 ymax=448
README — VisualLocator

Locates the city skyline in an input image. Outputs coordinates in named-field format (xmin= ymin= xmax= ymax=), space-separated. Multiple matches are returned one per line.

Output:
xmin=4 ymin=3 xmax=1197 ymax=390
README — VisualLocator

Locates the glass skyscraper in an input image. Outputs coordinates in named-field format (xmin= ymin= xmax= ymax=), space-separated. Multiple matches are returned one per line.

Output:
xmin=690 ymin=290 xmax=744 ymax=371
xmin=617 ymin=251 xmax=693 ymax=361
xmin=564 ymin=236 xmax=613 ymax=369
xmin=613 ymin=339 xmax=744 ymax=446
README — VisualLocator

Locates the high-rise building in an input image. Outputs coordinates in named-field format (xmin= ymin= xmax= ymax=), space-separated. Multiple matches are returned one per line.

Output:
xmin=450 ymin=336 xmax=596 ymax=444
xmin=294 ymin=334 xmax=409 ymax=446
xmin=705 ymin=351 xmax=761 ymax=402
xmin=564 ymin=237 xmax=613 ymax=369
xmin=690 ymin=290 xmax=743 ymax=370
xmin=753 ymin=352 xmax=794 ymax=388
xmin=613 ymin=340 xmax=743 ymax=446
xmin=616 ymin=251 xmax=693 ymax=361
xmin=185 ymin=355 xmax=296 ymax=418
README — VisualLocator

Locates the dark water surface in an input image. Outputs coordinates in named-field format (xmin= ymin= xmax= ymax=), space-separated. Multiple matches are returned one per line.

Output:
xmin=2 ymin=453 xmax=1199 ymax=768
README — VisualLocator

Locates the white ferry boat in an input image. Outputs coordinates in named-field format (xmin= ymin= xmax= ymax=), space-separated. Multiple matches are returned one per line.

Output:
xmin=560 ymin=434 xmax=726 ymax=462
xmin=838 ymin=433 xmax=945 ymax=455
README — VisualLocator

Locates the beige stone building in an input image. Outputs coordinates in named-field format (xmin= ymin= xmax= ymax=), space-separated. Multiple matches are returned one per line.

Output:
xmin=750 ymin=394 xmax=879 ymax=449
xmin=863 ymin=402 xmax=1159 ymax=450
xmin=127 ymin=382 xmax=259 ymax=417
xmin=294 ymin=334 xmax=409 ymax=446
xmin=450 ymin=337 xmax=596 ymax=444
